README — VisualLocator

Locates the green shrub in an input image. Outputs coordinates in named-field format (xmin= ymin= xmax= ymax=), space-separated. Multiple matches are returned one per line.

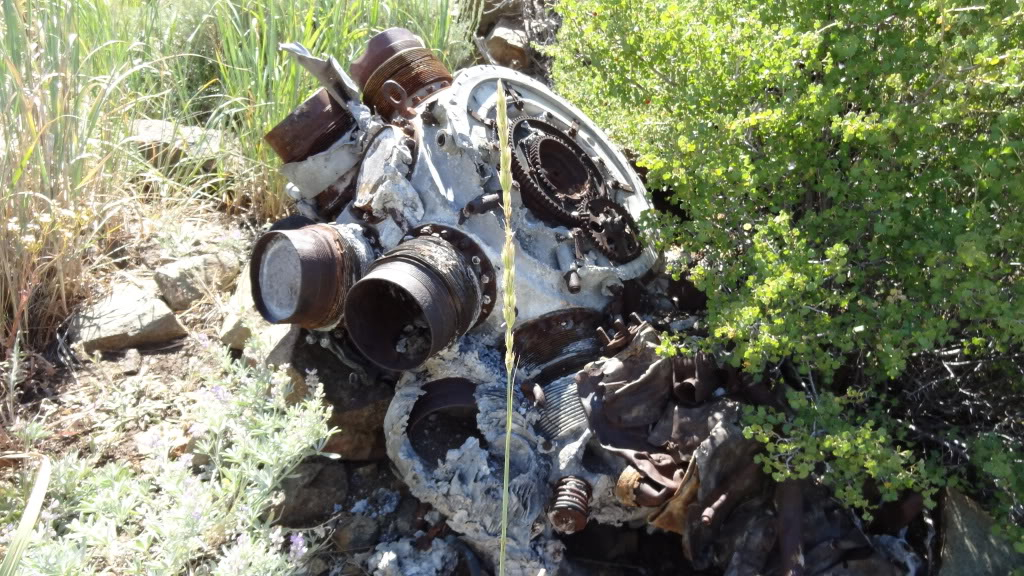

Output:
xmin=551 ymin=0 xmax=1023 ymax=381
xmin=743 ymin=388 xmax=944 ymax=519
xmin=551 ymin=0 xmax=1023 ymax=531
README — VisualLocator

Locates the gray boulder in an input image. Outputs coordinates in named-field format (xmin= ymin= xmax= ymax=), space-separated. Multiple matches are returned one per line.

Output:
xmin=129 ymin=119 xmax=237 ymax=174
xmin=74 ymin=281 xmax=187 ymax=353
xmin=219 ymin=263 xmax=263 ymax=350
xmin=277 ymin=459 xmax=349 ymax=527
xmin=155 ymin=251 xmax=240 ymax=311
xmin=486 ymin=18 xmax=529 ymax=69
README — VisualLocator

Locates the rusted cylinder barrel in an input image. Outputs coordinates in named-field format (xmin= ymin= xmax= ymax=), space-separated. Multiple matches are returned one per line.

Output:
xmin=249 ymin=224 xmax=363 ymax=329
xmin=344 ymin=236 xmax=482 ymax=371
xmin=349 ymin=27 xmax=452 ymax=119
xmin=264 ymin=88 xmax=355 ymax=164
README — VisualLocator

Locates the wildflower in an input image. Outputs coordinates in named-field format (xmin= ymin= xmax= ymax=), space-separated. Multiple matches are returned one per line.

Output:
xmin=211 ymin=385 xmax=229 ymax=403
xmin=270 ymin=525 xmax=284 ymax=546
xmin=188 ymin=422 xmax=209 ymax=437
xmin=288 ymin=532 xmax=308 ymax=560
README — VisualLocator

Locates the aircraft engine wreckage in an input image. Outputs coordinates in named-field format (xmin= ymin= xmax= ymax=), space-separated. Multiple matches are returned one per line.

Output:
xmin=252 ymin=28 xmax=925 ymax=576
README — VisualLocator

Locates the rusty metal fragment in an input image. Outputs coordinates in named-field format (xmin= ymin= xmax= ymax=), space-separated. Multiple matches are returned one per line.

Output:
xmin=350 ymin=28 xmax=452 ymax=120
xmin=550 ymin=476 xmax=592 ymax=534
xmin=264 ymin=88 xmax=356 ymax=164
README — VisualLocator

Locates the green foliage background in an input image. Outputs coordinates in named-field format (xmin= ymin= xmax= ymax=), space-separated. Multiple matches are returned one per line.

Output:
xmin=552 ymin=0 xmax=1023 ymax=380
xmin=551 ymin=0 xmax=1023 ymax=547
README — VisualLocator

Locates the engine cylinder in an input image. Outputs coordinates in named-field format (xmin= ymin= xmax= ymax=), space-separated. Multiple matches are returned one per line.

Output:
xmin=349 ymin=27 xmax=452 ymax=119
xmin=344 ymin=236 xmax=482 ymax=371
xmin=249 ymin=224 xmax=362 ymax=329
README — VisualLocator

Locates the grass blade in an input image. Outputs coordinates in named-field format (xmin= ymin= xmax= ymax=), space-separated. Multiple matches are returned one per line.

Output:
xmin=496 ymin=78 xmax=516 ymax=576
xmin=0 ymin=453 xmax=52 ymax=576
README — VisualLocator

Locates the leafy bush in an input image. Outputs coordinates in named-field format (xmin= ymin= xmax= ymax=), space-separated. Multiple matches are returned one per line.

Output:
xmin=551 ymin=0 xmax=1023 ymax=530
xmin=551 ymin=0 xmax=1023 ymax=381
xmin=743 ymin=388 xmax=944 ymax=519
xmin=0 ymin=345 xmax=332 ymax=574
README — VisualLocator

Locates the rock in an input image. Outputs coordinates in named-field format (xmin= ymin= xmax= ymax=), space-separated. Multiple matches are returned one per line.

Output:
xmin=155 ymin=251 xmax=240 ymax=311
xmin=290 ymin=338 xmax=392 ymax=461
xmin=120 ymin=349 xmax=143 ymax=375
xmin=73 ymin=281 xmax=187 ymax=353
xmin=323 ymin=396 xmax=390 ymax=461
xmin=333 ymin=514 xmax=382 ymax=553
xmin=219 ymin=263 xmax=262 ymax=350
xmin=129 ymin=119 xmax=237 ymax=174
xmin=486 ymin=18 xmax=529 ymax=69
xmin=477 ymin=0 xmax=523 ymax=36
xmin=939 ymin=488 xmax=1024 ymax=576
xmin=243 ymin=329 xmax=392 ymax=459
xmin=242 ymin=322 xmax=311 ymax=405
xmin=394 ymin=494 xmax=422 ymax=534
xmin=278 ymin=459 xmax=349 ymax=528
xmin=244 ymin=322 xmax=300 ymax=365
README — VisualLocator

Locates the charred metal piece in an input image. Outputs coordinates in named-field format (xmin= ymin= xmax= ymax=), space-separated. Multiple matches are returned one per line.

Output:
xmin=507 ymin=115 xmax=605 ymax=226
xmin=410 ymin=224 xmax=496 ymax=323
xmin=596 ymin=312 xmax=645 ymax=356
xmin=351 ymin=28 xmax=452 ymax=120
xmin=314 ymin=181 xmax=355 ymax=221
xmin=250 ymin=224 xmax=364 ymax=329
xmin=584 ymin=197 xmax=643 ymax=263
xmin=564 ymin=268 xmax=582 ymax=294
xmin=513 ymin=308 xmax=603 ymax=384
xmin=549 ymin=476 xmax=592 ymax=534
xmin=406 ymin=377 xmax=481 ymax=467
xmin=514 ymin=309 xmax=602 ymax=440
xmin=519 ymin=379 xmax=546 ymax=408
xmin=345 ymin=233 xmax=485 ymax=371
xmin=615 ymin=466 xmax=674 ymax=508
xmin=264 ymin=88 xmax=356 ymax=164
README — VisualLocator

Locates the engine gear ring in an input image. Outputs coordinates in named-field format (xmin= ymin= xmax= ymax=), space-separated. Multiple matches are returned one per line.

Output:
xmin=528 ymin=135 xmax=593 ymax=205
xmin=501 ymin=115 xmax=606 ymax=226
xmin=583 ymin=197 xmax=643 ymax=263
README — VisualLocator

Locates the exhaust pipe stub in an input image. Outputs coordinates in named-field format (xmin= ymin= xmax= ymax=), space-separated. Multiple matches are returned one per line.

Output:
xmin=264 ymin=88 xmax=356 ymax=164
xmin=344 ymin=225 xmax=493 ymax=371
xmin=250 ymin=223 xmax=365 ymax=329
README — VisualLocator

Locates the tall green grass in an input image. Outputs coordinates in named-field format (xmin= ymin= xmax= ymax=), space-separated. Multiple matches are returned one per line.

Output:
xmin=0 ymin=0 xmax=479 ymax=408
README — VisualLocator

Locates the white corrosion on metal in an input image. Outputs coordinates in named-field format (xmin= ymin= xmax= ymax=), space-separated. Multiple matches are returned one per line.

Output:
xmin=258 ymin=236 xmax=302 ymax=320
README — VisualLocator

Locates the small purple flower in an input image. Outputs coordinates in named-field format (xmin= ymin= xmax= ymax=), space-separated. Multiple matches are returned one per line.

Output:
xmin=289 ymin=532 xmax=308 ymax=559
xmin=211 ymin=385 xmax=229 ymax=403
xmin=196 ymin=333 xmax=211 ymax=348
